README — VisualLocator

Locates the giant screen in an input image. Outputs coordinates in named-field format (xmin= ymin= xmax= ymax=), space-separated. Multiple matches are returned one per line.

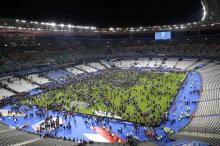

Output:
xmin=155 ymin=32 xmax=171 ymax=40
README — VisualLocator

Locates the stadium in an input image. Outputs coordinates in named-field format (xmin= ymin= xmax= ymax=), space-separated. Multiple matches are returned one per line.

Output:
xmin=0 ymin=0 xmax=220 ymax=146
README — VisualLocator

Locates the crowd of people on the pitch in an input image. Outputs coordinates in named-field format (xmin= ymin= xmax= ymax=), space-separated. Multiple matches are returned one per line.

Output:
xmin=0 ymin=69 xmax=201 ymax=144
xmin=19 ymin=69 xmax=186 ymax=126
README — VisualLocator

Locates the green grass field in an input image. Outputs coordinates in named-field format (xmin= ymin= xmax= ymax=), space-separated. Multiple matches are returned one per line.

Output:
xmin=20 ymin=69 xmax=186 ymax=126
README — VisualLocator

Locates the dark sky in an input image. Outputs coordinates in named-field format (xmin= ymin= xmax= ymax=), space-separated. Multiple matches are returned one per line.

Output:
xmin=0 ymin=0 xmax=203 ymax=28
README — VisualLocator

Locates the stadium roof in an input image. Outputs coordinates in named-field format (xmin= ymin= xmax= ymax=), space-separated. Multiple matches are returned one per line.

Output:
xmin=0 ymin=0 xmax=203 ymax=28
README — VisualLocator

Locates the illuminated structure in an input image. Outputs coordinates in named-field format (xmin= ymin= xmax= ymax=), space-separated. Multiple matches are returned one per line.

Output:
xmin=0 ymin=0 xmax=219 ymax=34
xmin=0 ymin=1 xmax=219 ymax=145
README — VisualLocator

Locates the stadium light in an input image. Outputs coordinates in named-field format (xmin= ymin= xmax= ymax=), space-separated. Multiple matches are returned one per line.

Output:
xmin=201 ymin=0 xmax=207 ymax=21
xmin=50 ymin=23 xmax=56 ymax=27
xmin=60 ymin=24 xmax=65 ymax=27
xmin=76 ymin=26 xmax=82 ymax=29
xmin=83 ymin=26 xmax=90 ymax=29
xmin=109 ymin=27 xmax=114 ymax=31
xmin=187 ymin=23 xmax=191 ymax=26
xmin=130 ymin=27 xmax=135 ymax=32
xmin=67 ymin=24 xmax=72 ymax=28
xmin=21 ymin=20 xmax=26 ymax=23
xmin=91 ymin=27 xmax=96 ymax=30
xmin=180 ymin=25 xmax=185 ymax=29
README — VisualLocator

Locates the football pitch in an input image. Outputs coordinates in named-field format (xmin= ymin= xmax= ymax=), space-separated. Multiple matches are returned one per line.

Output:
xmin=20 ymin=69 xmax=186 ymax=126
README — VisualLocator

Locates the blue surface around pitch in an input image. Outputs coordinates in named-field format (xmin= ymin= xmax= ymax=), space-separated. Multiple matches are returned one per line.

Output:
xmin=0 ymin=71 xmax=201 ymax=143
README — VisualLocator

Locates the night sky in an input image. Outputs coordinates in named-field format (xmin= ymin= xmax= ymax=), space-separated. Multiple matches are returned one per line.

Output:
xmin=0 ymin=0 xmax=203 ymax=28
